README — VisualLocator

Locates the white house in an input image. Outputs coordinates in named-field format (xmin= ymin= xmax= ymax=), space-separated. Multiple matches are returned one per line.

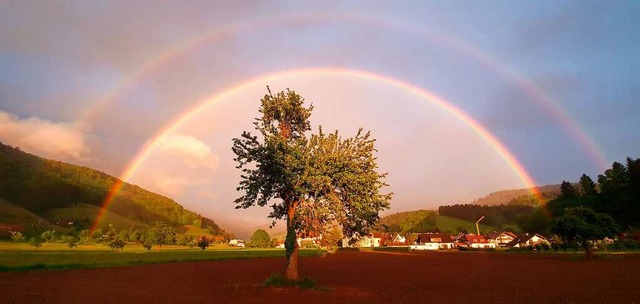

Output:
xmin=507 ymin=234 xmax=550 ymax=248
xmin=411 ymin=233 xmax=455 ymax=250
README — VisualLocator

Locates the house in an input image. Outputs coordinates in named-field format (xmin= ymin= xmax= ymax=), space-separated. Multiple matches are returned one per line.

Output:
xmin=386 ymin=233 xmax=409 ymax=247
xmin=411 ymin=233 xmax=455 ymax=250
xmin=297 ymin=231 xmax=322 ymax=247
xmin=507 ymin=234 xmax=550 ymax=248
xmin=492 ymin=231 xmax=518 ymax=247
xmin=459 ymin=233 xmax=496 ymax=249
xmin=355 ymin=233 xmax=386 ymax=247
xmin=228 ymin=239 xmax=245 ymax=247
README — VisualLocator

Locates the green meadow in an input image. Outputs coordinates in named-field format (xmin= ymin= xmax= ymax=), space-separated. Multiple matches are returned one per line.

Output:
xmin=0 ymin=242 xmax=324 ymax=271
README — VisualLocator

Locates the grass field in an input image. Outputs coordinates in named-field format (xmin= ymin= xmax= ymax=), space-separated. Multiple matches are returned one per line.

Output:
xmin=45 ymin=203 xmax=149 ymax=231
xmin=0 ymin=242 xmax=324 ymax=271
xmin=435 ymin=215 xmax=497 ymax=233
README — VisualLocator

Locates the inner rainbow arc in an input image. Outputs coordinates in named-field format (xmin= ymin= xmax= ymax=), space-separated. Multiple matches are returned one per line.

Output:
xmin=92 ymin=67 xmax=541 ymax=230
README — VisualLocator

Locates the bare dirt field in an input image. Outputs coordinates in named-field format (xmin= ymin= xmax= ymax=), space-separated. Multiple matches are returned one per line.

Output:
xmin=1 ymin=250 xmax=639 ymax=303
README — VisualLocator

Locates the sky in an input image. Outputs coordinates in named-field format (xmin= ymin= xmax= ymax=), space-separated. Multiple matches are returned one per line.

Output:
xmin=1 ymin=1 xmax=639 ymax=237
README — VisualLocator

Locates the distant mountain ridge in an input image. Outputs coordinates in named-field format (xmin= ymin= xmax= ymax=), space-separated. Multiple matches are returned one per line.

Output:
xmin=471 ymin=184 xmax=561 ymax=206
xmin=0 ymin=141 xmax=223 ymax=235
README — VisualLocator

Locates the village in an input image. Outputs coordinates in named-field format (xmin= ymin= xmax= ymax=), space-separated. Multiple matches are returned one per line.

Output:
xmin=228 ymin=230 xmax=551 ymax=251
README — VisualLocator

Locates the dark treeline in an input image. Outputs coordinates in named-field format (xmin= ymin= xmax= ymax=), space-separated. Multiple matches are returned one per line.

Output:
xmin=0 ymin=142 xmax=221 ymax=233
xmin=548 ymin=157 xmax=640 ymax=230
xmin=438 ymin=204 xmax=535 ymax=229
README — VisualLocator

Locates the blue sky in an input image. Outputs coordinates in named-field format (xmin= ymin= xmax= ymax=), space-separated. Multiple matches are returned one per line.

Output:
xmin=1 ymin=1 xmax=638 ymax=234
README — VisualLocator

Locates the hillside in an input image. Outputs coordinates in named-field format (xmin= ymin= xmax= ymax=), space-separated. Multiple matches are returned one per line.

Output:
xmin=0 ymin=198 xmax=64 ymax=237
xmin=0 ymin=142 xmax=223 ymax=236
xmin=377 ymin=210 xmax=505 ymax=234
xmin=472 ymin=184 xmax=561 ymax=206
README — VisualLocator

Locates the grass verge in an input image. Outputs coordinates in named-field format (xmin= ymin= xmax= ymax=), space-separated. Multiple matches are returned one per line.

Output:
xmin=0 ymin=246 xmax=325 ymax=271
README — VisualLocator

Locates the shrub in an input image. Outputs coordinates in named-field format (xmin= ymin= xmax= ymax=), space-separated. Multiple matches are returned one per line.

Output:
xmin=11 ymin=231 xmax=25 ymax=242
xmin=197 ymin=236 xmax=210 ymax=250
xmin=142 ymin=239 xmax=153 ymax=251
xmin=109 ymin=239 xmax=125 ymax=250
xmin=30 ymin=237 xmax=42 ymax=249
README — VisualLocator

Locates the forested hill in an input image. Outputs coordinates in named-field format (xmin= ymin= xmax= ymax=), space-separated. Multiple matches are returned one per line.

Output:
xmin=472 ymin=184 xmax=561 ymax=206
xmin=0 ymin=142 xmax=222 ymax=234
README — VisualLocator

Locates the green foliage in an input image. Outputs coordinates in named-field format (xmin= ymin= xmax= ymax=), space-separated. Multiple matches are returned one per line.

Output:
xmin=516 ymin=207 xmax=552 ymax=235
xmin=117 ymin=230 xmax=129 ymax=242
xmin=438 ymin=204 xmax=534 ymax=229
xmin=552 ymin=207 xmax=618 ymax=256
xmin=109 ymin=239 xmax=125 ymax=250
xmin=129 ymin=230 xmax=141 ymax=242
xmin=560 ymin=181 xmax=578 ymax=199
xmin=147 ymin=222 xmax=176 ymax=250
xmin=263 ymin=273 xmax=317 ymax=289
xmin=232 ymin=88 xmax=391 ymax=279
xmin=435 ymin=216 xmax=497 ymax=234
xmin=321 ymin=225 xmax=343 ymax=249
xmin=11 ymin=232 xmax=25 ymax=242
xmin=30 ymin=237 xmax=42 ymax=249
xmin=548 ymin=157 xmax=640 ymax=229
xmin=178 ymin=234 xmax=195 ymax=246
xmin=472 ymin=185 xmax=561 ymax=206
xmin=142 ymin=239 xmax=153 ymax=251
xmin=197 ymin=236 xmax=210 ymax=250
xmin=379 ymin=210 xmax=437 ymax=233
xmin=250 ymin=229 xmax=271 ymax=248
xmin=40 ymin=229 xmax=56 ymax=244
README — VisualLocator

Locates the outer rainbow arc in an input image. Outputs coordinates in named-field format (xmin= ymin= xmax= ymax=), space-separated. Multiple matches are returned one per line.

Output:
xmin=79 ymin=12 xmax=607 ymax=171
xmin=91 ymin=67 xmax=541 ymax=230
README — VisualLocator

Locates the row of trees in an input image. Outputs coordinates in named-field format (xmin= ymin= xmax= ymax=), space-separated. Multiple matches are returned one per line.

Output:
xmin=10 ymin=222 xmax=223 ymax=251
xmin=547 ymin=157 xmax=640 ymax=257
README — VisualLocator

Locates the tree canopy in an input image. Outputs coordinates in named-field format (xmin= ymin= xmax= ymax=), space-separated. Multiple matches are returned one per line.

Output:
xmin=249 ymin=229 xmax=271 ymax=248
xmin=232 ymin=88 xmax=391 ymax=280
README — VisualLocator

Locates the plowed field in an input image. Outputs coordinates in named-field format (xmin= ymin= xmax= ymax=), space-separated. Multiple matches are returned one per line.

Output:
xmin=1 ymin=250 xmax=639 ymax=303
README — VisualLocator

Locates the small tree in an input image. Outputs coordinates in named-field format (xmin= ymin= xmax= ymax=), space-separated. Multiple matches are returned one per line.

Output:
xmin=142 ymin=238 xmax=153 ymax=251
xmin=322 ymin=225 xmax=343 ymax=250
xmin=117 ymin=230 xmax=130 ymax=242
xmin=30 ymin=237 xmax=42 ymax=250
xmin=250 ymin=229 xmax=271 ymax=248
xmin=41 ymin=229 xmax=56 ymax=244
xmin=109 ymin=239 xmax=125 ymax=250
xmin=147 ymin=222 xmax=175 ymax=251
xmin=11 ymin=231 xmax=25 ymax=242
xmin=197 ymin=236 xmax=210 ymax=250
xmin=552 ymin=207 xmax=618 ymax=258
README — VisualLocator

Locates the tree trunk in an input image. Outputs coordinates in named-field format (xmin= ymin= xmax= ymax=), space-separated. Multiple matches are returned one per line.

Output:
xmin=284 ymin=200 xmax=299 ymax=281
xmin=583 ymin=240 xmax=594 ymax=259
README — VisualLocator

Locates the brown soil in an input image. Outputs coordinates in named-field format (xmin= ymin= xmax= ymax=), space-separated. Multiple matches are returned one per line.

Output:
xmin=1 ymin=250 xmax=639 ymax=303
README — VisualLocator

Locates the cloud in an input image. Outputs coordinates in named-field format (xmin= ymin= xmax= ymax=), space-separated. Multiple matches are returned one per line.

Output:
xmin=157 ymin=133 xmax=219 ymax=170
xmin=0 ymin=111 xmax=91 ymax=162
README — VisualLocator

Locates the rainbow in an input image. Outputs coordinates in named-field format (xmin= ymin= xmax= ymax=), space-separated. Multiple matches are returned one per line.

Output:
xmin=91 ymin=67 xmax=541 ymax=230
xmin=79 ymin=12 xmax=609 ymax=172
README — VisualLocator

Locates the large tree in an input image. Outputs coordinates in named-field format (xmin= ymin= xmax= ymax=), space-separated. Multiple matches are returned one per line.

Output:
xmin=551 ymin=206 xmax=617 ymax=258
xmin=232 ymin=88 xmax=391 ymax=280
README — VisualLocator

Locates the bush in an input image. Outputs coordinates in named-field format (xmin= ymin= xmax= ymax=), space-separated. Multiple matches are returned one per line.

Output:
xmin=30 ymin=237 xmax=42 ymax=249
xmin=11 ymin=232 xmax=25 ymax=242
xmin=197 ymin=236 xmax=209 ymax=250
xmin=142 ymin=239 xmax=153 ymax=251
xmin=109 ymin=239 xmax=125 ymax=250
